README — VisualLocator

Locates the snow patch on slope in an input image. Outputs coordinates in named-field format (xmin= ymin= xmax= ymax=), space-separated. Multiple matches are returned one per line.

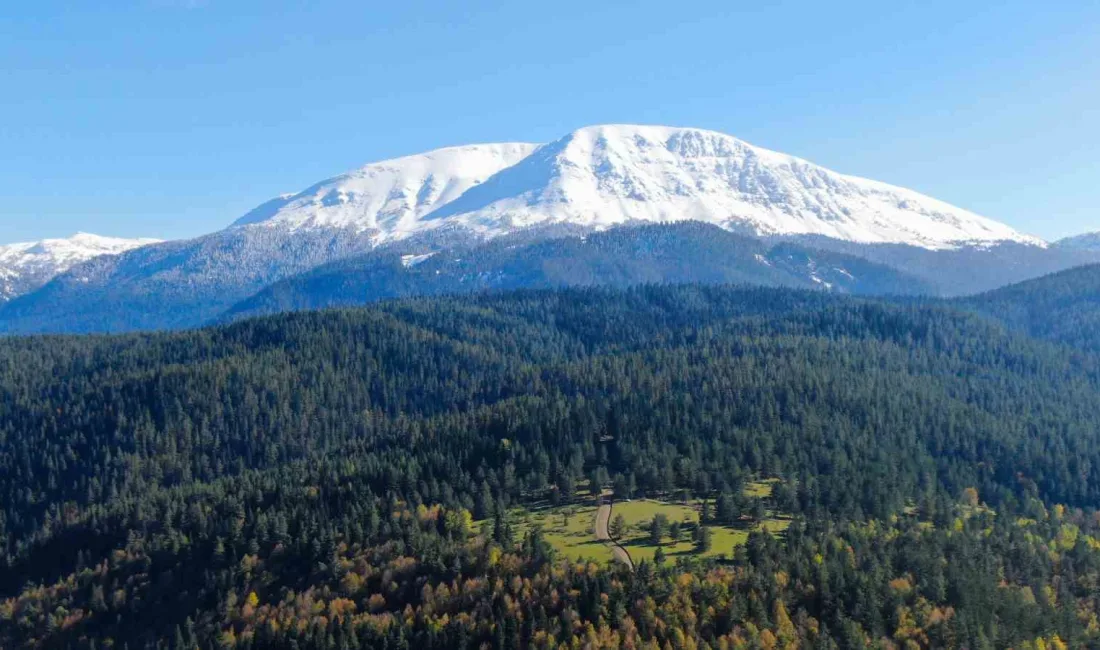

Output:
xmin=400 ymin=253 xmax=436 ymax=268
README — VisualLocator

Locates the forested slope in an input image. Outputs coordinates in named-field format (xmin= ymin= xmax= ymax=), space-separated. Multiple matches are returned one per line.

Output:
xmin=3 ymin=285 xmax=1100 ymax=648
xmin=961 ymin=263 xmax=1100 ymax=354
xmin=223 ymin=223 xmax=934 ymax=322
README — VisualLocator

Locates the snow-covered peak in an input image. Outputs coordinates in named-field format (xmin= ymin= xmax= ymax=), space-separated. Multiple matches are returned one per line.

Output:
xmin=421 ymin=124 xmax=1042 ymax=249
xmin=232 ymin=124 xmax=1041 ymax=251
xmin=0 ymin=232 xmax=159 ymax=301
xmin=232 ymin=142 xmax=539 ymax=233
xmin=7 ymin=231 xmax=158 ymax=261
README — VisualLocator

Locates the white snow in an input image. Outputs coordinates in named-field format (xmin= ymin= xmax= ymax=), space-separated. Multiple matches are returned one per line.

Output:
xmin=234 ymin=124 xmax=1043 ymax=251
xmin=0 ymin=232 xmax=159 ymax=300
xmin=400 ymin=253 xmax=436 ymax=268
xmin=233 ymin=143 xmax=539 ymax=235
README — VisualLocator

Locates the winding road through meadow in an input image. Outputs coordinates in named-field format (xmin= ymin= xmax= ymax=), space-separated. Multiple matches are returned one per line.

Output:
xmin=595 ymin=495 xmax=634 ymax=569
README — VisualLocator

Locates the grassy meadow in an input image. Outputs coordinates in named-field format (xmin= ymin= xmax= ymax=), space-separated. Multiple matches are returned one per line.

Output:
xmin=502 ymin=480 xmax=791 ymax=564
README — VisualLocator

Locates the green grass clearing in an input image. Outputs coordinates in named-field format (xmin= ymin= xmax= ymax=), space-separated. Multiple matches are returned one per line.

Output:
xmin=612 ymin=500 xmax=699 ymax=561
xmin=484 ymin=479 xmax=791 ymax=565
xmin=508 ymin=503 xmax=615 ymax=563
xmin=744 ymin=479 xmax=778 ymax=499
xmin=611 ymin=499 xmax=789 ymax=562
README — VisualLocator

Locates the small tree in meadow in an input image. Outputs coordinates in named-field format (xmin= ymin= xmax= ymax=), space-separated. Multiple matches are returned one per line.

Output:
xmin=610 ymin=514 xmax=627 ymax=539
xmin=649 ymin=514 xmax=670 ymax=545
xmin=696 ymin=525 xmax=712 ymax=553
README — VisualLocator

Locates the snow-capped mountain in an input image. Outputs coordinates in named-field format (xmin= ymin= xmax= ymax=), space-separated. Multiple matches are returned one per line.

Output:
xmin=0 ymin=125 xmax=1066 ymax=335
xmin=232 ymin=143 xmax=539 ymax=232
xmin=1056 ymin=232 xmax=1100 ymax=252
xmin=0 ymin=232 xmax=159 ymax=301
xmin=241 ymin=125 xmax=1041 ymax=251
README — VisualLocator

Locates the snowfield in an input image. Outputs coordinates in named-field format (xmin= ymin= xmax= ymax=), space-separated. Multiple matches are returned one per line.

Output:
xmin=235 ymin=124 xmax=1043 ymax=251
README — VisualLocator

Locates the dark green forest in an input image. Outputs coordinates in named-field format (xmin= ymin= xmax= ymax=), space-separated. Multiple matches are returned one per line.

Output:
xmin=962 ymin=263 xmax=1100 ymax=354
xmin=3 ymin=282 xmax=1100 ymax=649
xmin=223 ymin=223 xmax=933 ymax=323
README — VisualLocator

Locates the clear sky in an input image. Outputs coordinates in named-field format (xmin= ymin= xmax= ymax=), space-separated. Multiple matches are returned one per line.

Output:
xmin=1 ymin=1 xmax=1098 ymax=244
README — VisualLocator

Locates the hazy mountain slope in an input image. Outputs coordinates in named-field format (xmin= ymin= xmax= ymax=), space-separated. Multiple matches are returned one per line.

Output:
xmin=960 ymin=264 xmax=1100 ymax=354
xmin=0 ymin=233 xmax=158 ymax=301
xmin=223 ymin=222 xmax=935 ymax=321
xmin=0 ymin=226 xmax=377 ymax=333
xmin=791 ymin=235 xmax=1100 ymax=295
xmin=1057 ymin=232 xmax=1100 ymax=253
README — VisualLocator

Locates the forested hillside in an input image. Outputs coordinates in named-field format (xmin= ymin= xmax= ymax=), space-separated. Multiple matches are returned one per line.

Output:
xmin=3 ymin=285 xmax=1100 ymax=648
xmin=962 ymin=264 xmax=1100 ymax=354
xmin=790 ymin=236 xmax=1100 ymax=296
xmin=223 ymin=223 xmax=934 ymax=322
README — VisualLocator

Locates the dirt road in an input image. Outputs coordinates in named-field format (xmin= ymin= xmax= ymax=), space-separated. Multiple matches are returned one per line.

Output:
xmin=595 ymin=501 xmax=634 ymax=569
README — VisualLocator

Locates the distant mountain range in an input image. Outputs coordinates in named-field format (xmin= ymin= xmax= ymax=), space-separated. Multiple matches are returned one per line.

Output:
xmin=0 ymin=233 xmax=158 ymax=302
xmin=0 ymin=124 xmax=1096 ymax=334
xmin=1056 ymin=232 xmax=1100 ymax=253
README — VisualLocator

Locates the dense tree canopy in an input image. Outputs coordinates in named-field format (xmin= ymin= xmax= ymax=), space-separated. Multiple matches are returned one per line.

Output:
xmin=3 ymin=283 xmax=1100 ymax=648
xmin=961 ymin=263 xmax=1100 ymax=354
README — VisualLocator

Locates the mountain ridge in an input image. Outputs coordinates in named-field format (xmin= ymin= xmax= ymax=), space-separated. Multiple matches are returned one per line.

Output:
xmin=229 ymin=124 xmax=1043 ymax=250
xmin=1057 ymin=232 xmax=1100 ymax=252
xmin=230 ymin=142 xmax=539 ymax=233
xmin=0 ymin=232 xmax=159 ymax=301
xmin=960 ymin=263 xmax=1100 ymax=354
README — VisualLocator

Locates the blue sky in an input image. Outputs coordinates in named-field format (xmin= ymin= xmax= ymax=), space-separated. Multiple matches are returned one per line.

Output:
xmin=1 ymin=0 xmax=1097 ymax=243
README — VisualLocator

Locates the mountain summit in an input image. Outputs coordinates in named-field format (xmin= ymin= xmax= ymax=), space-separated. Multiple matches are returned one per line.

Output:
xmin=237 ymin=125 xmax=1041 ymax=250
xmin=231 ymin=142 xmax=539 ymax=233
